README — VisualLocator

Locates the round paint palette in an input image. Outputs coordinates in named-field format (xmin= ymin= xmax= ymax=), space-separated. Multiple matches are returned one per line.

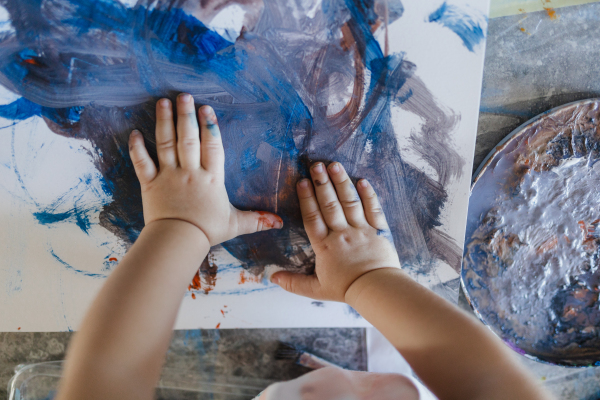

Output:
xmin=463 ymin=99 xmax=600 ymax=366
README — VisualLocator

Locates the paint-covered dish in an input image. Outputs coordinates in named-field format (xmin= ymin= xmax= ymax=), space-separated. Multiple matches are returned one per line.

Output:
xmin=463 ymin=99 xmax=600 ymax=367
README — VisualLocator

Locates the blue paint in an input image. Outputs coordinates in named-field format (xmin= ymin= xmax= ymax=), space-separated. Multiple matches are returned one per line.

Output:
xmin=346 ymin=305 xmax=362 ymax=318
xmin=428 ymin=2 xmax=486 ymax=52
xmin=376 ymin=228 xmax=394 ymax=244
xmin=0 ymin=0 xmax=462 ymax=278
xmin=0 ymin=97 xmax=41 ymax=120
xmin=49 ymin=248 xmax=107 ymax=279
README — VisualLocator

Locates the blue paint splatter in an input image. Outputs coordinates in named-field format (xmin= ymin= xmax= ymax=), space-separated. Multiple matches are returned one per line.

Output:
xmin=428 ymin=2 xmax=487 ymax=52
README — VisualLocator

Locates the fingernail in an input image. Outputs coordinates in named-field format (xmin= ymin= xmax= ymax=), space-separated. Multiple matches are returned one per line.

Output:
xmin=131 ymin=129 xmax=141 ymax=137
xmin=273 ymin=220 xmax=283 ymax=229
xmin=179 ymin=93 xmax=192 ymax=103
xmin=271 ymin=275 xmax=280 ymax=284
xmin=298 ymin=179 xmax=309 ymax=188
xmin=312 ymin=163 xmax=323 ymax=173
xmin=201 ymin=105 xmax=214 ymax=116
xmin=159 ymin=98 xmax=170 ymax=108
xmin=329 ymin=163 xmax=340 ymax=174
xmin=359 ymin=179 xmax=368 ymax=188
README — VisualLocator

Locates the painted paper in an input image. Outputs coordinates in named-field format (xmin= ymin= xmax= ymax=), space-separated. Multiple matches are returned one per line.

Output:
xmin=0 ymin=0 xmax=489 ymax=330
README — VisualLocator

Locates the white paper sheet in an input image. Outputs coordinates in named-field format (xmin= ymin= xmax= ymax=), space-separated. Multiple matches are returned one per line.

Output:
xmin=0 ymin=0 xmax=489 ymax=331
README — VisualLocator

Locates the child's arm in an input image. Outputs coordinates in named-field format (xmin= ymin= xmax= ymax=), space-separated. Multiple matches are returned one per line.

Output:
xmin=272 ymin=162 xmax=551 ymax=400
xmin=56 ymin=94 xmax=282 ymax=400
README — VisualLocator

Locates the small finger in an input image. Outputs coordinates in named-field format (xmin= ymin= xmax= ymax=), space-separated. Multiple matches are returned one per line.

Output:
xmin=297 ymin=179 xmax=328 ymax=242
xmin=176 ymin=93 xmax=200 ymax=169
xmin=155 ymin=98 xmax=177 ymax=168
xmin=310 ymin=162 xmax=347 ymax=231
xmin=271 ymin=271 xmax=324 ymax=300
xmin=236 ymin=209 xmax=283 ymax=236
xmin=199 ymin=105 xmax=225 ymax=174
xmin=327 ymin=162 xmax=366 ymax=227
xmin=129 ymin=130 xmax=157 ymax=185
xmin=357 ymin=179 xmax=389 ymax=231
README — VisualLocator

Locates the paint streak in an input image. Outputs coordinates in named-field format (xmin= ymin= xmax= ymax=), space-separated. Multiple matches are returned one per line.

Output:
xmin=108 ymin=257 xmax=117 ymax=262
xmin=220 ymin=309 xmax=225 ymax=316
xmin=0 ymin=0 xmax=471 ymax=280
xmin=189 ymin=270 xmax=202 ymax=291
xmin=189 ymin=251 xmax=218 ymax=294
xmin=544 ymin=7 xmax=558 ymax=20
xmin=376 ymin=228 xmax=394 ymax=244
xmin=49 ymin=248 xmax=107 ymax=278
xmin=215 ymin=323 xmax=221 ymax=329
xmin=191 ymin=293 xmax=196 ymax=299
xmin=428 ymin=2 xmax=487 ymax=52
xmin=239 ymin=270 xmax=261 ymax=284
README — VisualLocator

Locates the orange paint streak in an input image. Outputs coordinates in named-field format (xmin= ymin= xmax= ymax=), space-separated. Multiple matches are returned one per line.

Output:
xmin=108 ymin=257 xmax=118 ymax=262
xmin=216 ymin=323 xmax=221 ymax=329
xmin=238 ymin=270 xmax=261 ymax=284
xmin=191 ymin=293 xmax=196 ymax=299
xmin=578 ymin=220 xmax=587 ymax=236
xmin=519 ymin=27 xmax=531 ymax=35
xmin=188 ymin=270 xmax=202 ymax=291
xmin=221 ymin=309 xmax=225 ymax=316
xmin=258 ymin=217 xmax=274 ymax=229
xmin=536 ymin=236 xmax=558 ymax=255
xmin=224 ymin=305 xmax=228 ymax=308
xmin=17 ymin=327 xmax=21 ymax=330
xmin=544 ymin=7 xmax=557 ymax=20
xmin=24 ymin=58 xmax=38 ymax=65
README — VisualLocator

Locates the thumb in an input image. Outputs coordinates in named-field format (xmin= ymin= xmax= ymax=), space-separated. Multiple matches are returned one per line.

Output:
xmin=235 ymin=209 xmax=283 ymax=235
xmin=271 ymin=271 xmax=324 ymax=300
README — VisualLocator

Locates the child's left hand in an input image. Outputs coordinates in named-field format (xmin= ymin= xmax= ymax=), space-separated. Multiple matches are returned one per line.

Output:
xmin=128 ymin=93 xmax=283 ymax=246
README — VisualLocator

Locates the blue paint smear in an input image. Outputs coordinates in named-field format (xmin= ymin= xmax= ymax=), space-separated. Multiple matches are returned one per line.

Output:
xmin=0 ymin=0 xmax=464 ymax=277
xmin=0 ymin=97 xmax=41 ymax=120
xmin=49 ymin=248 xmax=107 ymax=279
xmin=34 ymin=209 xmax=91 ymax=233
xmin=428 ymin=2 xmax=486 ymax=52
xmin=0 ymin=97 xmax=84 ymax=131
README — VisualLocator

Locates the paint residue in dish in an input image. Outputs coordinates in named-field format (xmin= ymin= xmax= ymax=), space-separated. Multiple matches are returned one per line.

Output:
xmin=463 ymin=99 xmax=600 ymax=366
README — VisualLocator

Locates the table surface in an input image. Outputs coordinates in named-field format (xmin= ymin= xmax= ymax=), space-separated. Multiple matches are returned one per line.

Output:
xmin=3 ymin=3 xmax=600 ymax=400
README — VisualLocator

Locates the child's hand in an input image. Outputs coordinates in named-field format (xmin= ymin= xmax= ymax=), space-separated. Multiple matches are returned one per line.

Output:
xmin=271 ymin=162 xmax=401 ymax=302
xmin=128 ymin=93 xmax=283 ymax=246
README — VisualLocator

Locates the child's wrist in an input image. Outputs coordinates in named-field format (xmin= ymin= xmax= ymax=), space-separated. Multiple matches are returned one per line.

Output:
xmin=144 ymin=218 xmax=210 ymax=245
xmin=344 ymin=267 xmax=404 ymax=308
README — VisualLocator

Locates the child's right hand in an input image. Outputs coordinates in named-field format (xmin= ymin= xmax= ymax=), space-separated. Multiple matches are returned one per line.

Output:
xmin=271 ymin=162 xmax=401 ymax=303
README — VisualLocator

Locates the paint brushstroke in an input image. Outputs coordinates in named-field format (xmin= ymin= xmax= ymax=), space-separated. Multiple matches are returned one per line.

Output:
xmin=428 ymin=2 xmax=487 ymax=52
xmin=0 ymin=0 xmax=468 ymax=280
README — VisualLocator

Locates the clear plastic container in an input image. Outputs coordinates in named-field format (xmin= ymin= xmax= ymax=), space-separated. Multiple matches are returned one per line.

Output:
xmin=8 ymin=361 xmax=273 ymax=400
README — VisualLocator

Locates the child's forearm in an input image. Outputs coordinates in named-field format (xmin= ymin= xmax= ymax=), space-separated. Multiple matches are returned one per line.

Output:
xmin=346 ymin=268 xmax=551 ymax=400
xmin=56 ymin=220 xmax=209 ymax=400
